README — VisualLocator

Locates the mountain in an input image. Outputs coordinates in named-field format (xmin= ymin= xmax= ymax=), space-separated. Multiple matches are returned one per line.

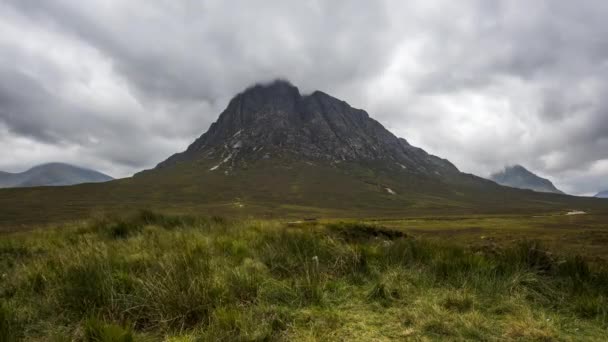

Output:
xmin=153 ymin=80 xmax=459 ymax=179
xmin=489 ymin=165 xmax=564 ymax=194
xmin=1 ymin=80 xmax=605 ymax=226
xmin=0 ymin=163 xmax=113 ymax=188
xmin=595 ymin=191 xmax=608 ymax=198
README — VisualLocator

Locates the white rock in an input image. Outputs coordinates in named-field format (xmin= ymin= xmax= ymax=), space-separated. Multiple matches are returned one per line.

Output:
xmin=209 ymin=153 xmax=233 ymax=171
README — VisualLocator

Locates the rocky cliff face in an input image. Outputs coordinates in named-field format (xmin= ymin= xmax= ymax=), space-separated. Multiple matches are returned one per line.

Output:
xmin=156 ymin=80 xmax=458 ymax=177
xmin=490 ymin=165 xmax=564 ymax=194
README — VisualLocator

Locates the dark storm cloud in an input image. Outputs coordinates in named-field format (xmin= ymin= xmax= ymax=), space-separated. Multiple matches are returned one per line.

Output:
xmin=0 ymin=0 xmax=607 ymax=194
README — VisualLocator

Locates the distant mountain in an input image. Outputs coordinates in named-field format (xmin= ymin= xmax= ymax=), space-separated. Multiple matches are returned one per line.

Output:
xmin=595 ymin=190 xmax=608 ymax=198
xmin=489 ymin=165 xmax=564 ymax=194
xmin=0 ymin=163 xmax=113 ymax=188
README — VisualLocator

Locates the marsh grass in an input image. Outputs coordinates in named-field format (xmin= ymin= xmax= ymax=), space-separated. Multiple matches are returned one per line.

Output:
xmin=1 ymin=303 xmax=21 ymax=342
xmin=83 ymin=318 xmax=134 ymax=342
xmin=1 ymin=213 xmax=608 ymax=340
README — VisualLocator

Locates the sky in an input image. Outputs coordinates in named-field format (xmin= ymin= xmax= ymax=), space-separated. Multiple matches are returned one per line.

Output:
xmin=1 ymin=0 xmax=607 ymax=195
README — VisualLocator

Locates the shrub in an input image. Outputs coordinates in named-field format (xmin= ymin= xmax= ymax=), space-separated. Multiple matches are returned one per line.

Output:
xmin=226 ymin=259 xmax=267 ymax=304
xmin=572 ymin=295 xmax=607 ymax=320
xmin=257 ymin=230 xmax=330 ymax=277
xmin=441 ymin=292 xmax=474 ymax=313
xmin=300 ymin=254 xmax=324 ymax=305
xmin=92 ymin=210 xmax=202 ymax=239
xmin=136 ymin=210 xmax=197 ymax=229
xmin=108 ymin=221 xmax=143 ymax=239
xmin=327 ymin=222 xmax=407 ymax=242
xmin=58 ymin=258 xmax=112 ymax=316
xmin=558 ymin=255 xmax=590 ymax=282
xmin=381 ymin=238 xmax=433 ymax=266
xmin=84 ymin=318 xmax=134 ymax=342
xmin=503 ymin=240 xmax=554 ymax=273
xmin=199 ymin=307 xmax=288 ymax=342
xmin=423 ymin=319 xmax=453 ymax=337
xmin=259 ymin=279 xmax=301 ymax=306
xmin=128 ymin=245 xmax=219 ymax=330
xmin=366 ymin=282 xmax=393 ymax=305
xmin=0 ymin=303 xmax=22 ymax=342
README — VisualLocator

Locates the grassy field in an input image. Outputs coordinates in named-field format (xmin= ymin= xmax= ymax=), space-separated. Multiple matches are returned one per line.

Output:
xmin=367 ymin=213 xmax=608 ymax=263
xmin=2 ymin=211 xmax=608 ymax=341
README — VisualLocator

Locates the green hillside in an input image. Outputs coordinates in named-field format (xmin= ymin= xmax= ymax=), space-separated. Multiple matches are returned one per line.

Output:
xmin=1 ymin=157 xmax=606 ymax=229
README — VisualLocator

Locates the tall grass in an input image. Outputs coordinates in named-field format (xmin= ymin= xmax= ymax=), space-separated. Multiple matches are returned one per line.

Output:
xmin=1 ymin=213 xmax=607 ymax=340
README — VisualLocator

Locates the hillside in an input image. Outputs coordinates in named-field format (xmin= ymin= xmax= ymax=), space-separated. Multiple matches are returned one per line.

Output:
xmin=0 ymin=81 xmax=605 ymax=227
xmin=490 ymin=165 xmax=564 ymax=194
xmin=0 ymin=163 xmax=113 ymax=188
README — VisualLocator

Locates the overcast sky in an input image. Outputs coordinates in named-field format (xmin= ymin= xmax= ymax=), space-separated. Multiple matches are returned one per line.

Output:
xmin=1 ymin=1 xmax=607 ymax=195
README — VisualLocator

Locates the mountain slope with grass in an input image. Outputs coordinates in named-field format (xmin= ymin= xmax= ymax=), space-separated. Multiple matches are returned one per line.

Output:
xmin=0 ymin=81 xmax=605 ymax=226
xmin=0 ymin=163 xmax=112 ymax=188
xmin=490 ymin=165 xmax=564 ymax=194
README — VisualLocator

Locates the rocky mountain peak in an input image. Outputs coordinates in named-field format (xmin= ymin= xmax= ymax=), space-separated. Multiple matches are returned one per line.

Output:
xmin=155 ymin=80 xmax=459 ymax=177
